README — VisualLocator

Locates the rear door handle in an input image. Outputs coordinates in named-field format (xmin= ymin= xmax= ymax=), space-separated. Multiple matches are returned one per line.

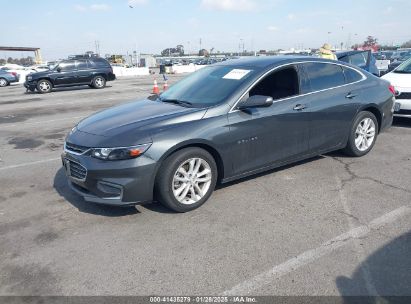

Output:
xmin=293 ymin=104 xmax=307 ymax=111
xmin=346 ymin=93 xmax=357 ymax=99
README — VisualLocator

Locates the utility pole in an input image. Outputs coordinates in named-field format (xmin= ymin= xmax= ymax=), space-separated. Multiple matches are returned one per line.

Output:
xmin=199 ymin=38 xmax=202 ymax=54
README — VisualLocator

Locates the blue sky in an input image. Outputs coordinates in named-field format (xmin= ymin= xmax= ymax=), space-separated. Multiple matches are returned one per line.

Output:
xmin=2 ymin=0 xmax=410 ymax=60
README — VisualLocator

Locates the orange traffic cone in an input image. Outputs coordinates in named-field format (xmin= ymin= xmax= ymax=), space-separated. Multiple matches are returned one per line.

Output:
xmin=163 ymin=80 xmax=169 ymax=91
xmin=152 ymin=79 xmax=160 ymax=95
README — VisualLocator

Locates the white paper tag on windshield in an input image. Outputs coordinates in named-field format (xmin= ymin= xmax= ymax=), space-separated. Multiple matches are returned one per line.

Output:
xmin=223 ymin=69 xmax=251 ymax=80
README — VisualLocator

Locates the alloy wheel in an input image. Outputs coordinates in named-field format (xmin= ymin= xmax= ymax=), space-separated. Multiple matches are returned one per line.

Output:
xmin=95 ymin=77 xmax=104 ymax=88
xmin=172 ymin=158 xmax=212 ymax=205
xmin=39 ymin=81 xmax=51 ymax=92
xmin=355 ymin=118 xmax=376 ymax=152
xmin=0 ymin=78 xmax=7 ymax=87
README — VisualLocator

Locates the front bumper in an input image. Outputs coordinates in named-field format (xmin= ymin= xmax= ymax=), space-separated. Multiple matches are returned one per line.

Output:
xmin=61 ymin=151 xmax=157 ymax=206
xmin=24 ymin=81 xmax=37 ymax=90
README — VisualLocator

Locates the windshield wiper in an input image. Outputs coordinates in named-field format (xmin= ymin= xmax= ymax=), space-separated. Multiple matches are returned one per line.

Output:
xmin=160 ymin=98 xmax=193 ymax=107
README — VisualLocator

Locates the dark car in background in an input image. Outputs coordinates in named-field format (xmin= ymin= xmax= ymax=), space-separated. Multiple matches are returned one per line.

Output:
xmin=387 ymin=52 xmax=411 ymax=72
xmin=62 ymin=57 xmax=394 ymax=213
xmin=24 ymin=57 xmax=116 ymax=93
xmin=0 ymin=69 xmax=20 ymax=87
xmin=337 ymin=50 xmax=380 ymax=76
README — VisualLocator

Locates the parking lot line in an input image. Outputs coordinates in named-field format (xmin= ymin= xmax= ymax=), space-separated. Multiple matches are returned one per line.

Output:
xmin=0 ymin=158 xmax=60 ymax=171
xmin=0 ymin=116 xmax=86 ymax=128
xmin=222 ymin=205 xmax=411 ymax=296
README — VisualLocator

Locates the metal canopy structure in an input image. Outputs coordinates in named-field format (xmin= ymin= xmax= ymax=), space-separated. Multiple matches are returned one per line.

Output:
xmin=0 ymin=46 xmax=42 ymax=64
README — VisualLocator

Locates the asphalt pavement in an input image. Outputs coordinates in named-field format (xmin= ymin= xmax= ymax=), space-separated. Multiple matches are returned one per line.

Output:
xmin=0 ymin=75 xmax=410 ymax=297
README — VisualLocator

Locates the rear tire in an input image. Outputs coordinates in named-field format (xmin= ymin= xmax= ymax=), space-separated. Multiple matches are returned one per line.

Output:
xmin=155 ymin=148 xmax=218 ymax=213
xmin=0 ymin=78 xmax=8 ymax=87
xmin=36 ymin=79 xmax=52 ymax=93
xmin=343 ymin=111 xmax=378 ymax=157
xmin=92 ymin=76 xmax=106 ymax=89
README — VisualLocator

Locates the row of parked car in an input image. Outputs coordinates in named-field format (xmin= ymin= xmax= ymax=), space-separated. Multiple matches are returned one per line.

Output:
xmin=0 ymin=51 xmax=410 ymax=119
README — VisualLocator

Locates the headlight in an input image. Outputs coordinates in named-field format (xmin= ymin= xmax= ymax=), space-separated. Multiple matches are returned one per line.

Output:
xmin=91 ymin=143 xmax=152 ymax=161
xmin=27 ymin=76 xmax=32 ymax=81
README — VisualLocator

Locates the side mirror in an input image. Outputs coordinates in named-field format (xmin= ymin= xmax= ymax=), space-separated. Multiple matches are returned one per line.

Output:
xmin=56 ymin=67 xmax=62 ymax=72
xmin=239 ymin=95 xmax=273 ymax=110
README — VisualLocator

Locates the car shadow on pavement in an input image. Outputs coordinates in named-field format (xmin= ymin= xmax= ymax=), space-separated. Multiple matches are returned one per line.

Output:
xmin=393 ymin=117 xmax=411 ymax=128
xmin=216 ymin=155 xmax=324 ymax=190
xmin=24 ymin=85 xmax=113 ymax=94
xmin=336 ymin=230 xmax=411 ymax=303
xmin=53 ymin=168 xmax=139 ymax=217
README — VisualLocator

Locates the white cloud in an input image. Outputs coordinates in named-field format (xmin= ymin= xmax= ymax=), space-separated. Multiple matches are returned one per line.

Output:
xmin=74 ymin=3 xmax=110 ymax=12
xmin=287 ymin=13 xmax=296 ymax=20
xmin=128 ymin=0 xmax=147 ymax=6
xmin=201 ymin=0 xmax=256 ymax=12
xmin=90 ymin=4 xmax=110 ymax=11
xmin=267 ymin=26 xmax=279 ymax=32
xmin=385 ymin=6 xmax=393 ymax=14
xmin=74 ymin=4 xmax=87 ymax=12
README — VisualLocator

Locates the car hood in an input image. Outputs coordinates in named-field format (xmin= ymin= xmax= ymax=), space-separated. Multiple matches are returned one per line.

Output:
xmin=77 ymin=99 xmax=206 ymax=138
xmin=28 ymin=70 xmax=52 ymax=78
xmin=382 ymin=72 xmax=411 ymax=91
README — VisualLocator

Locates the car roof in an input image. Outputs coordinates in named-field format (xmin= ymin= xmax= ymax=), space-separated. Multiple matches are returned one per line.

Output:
xmin=214 ymin=56 xmax=334 ymax=69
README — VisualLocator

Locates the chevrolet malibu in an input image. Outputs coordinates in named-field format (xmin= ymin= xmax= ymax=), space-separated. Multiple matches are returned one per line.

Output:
xmin=62 ymin=57 xmax=394 ymax=212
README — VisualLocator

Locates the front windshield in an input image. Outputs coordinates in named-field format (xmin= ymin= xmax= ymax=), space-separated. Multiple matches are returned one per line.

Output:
xmin=394 ymin=58 xmax=411 ymax=73
xmin=159 ymin=66 xmax=255 ymax=107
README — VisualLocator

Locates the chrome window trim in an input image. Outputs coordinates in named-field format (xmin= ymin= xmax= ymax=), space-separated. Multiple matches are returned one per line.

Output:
xmin=228 ymin=60 xmax=367 ymax=113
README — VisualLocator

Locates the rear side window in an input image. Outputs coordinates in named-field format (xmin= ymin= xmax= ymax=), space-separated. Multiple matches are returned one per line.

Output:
xmin=304 ymin=62 xmax=346 ymax=91
xmin=76 ymin=60 xmax=88 ymax=70
xmin=90 ymin=59 xmax=110 ymax=68
xmin=343 ymin=67 xmax=363 ymax=83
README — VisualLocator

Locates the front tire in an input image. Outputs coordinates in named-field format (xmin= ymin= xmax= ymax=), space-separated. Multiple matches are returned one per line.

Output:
xmin=36 ymin=79 xmax=52 ymax=93
xmin=92 ymin=76 xmax=106 ymax=89
xmin=343 ymin=111 xmax=378 ymax=157
xmin=0 ymin=78 xmax=8 ymax=87
xmin=155 ymin=148 xmax=218 ymax=213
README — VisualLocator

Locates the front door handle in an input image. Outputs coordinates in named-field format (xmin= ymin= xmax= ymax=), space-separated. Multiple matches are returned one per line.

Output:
xmin=346 ymin=93 xmax=357 ymax=99
xmin=293 ymin=104 xmax=307 ymax=111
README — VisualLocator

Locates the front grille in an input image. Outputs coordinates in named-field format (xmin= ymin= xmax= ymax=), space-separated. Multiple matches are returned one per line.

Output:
xmin=65 ymin=160 xmax=87 ymax=180
xmin=397 ymin=92 xmax=411 ymax=100
xmin=65 ymin=142 xmax=89 ymax=154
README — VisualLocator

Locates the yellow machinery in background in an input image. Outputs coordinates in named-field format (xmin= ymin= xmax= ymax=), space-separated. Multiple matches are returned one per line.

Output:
xmin=109 ymin=55 xmax=124 ymax=64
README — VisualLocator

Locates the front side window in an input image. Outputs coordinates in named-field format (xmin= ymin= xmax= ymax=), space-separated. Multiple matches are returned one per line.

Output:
xmin=249 ymin=66 xmax=300 ymax=100
xmin=58 ymin=61 xmax=76 ymax=72
xmin=304 ymin=62 xmax=345 ymax=91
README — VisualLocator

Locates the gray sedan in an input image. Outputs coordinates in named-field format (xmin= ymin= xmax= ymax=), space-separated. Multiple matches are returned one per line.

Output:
xmin=0 ymin=69 xmax=19 ymax=87
xmin=63 ymin=57 xmax=395 ymax=212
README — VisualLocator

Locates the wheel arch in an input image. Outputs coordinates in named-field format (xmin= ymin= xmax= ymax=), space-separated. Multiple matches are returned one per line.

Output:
xmin=37 ymin=77 xmax=54 ymax=86
xmin=359 ymin=104 xmax=382 ymax=133
xmin=154 ymin=140 xmax=225 ymax=186
xmin=0 ymin=77 xmax=9 ymax=86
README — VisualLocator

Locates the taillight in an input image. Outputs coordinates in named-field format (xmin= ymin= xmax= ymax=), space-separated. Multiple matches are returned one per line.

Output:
xmin=388 ymin=85 xmax=396 ymax=96
xmin=11 ymin=72 xmax=17 ymax=76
